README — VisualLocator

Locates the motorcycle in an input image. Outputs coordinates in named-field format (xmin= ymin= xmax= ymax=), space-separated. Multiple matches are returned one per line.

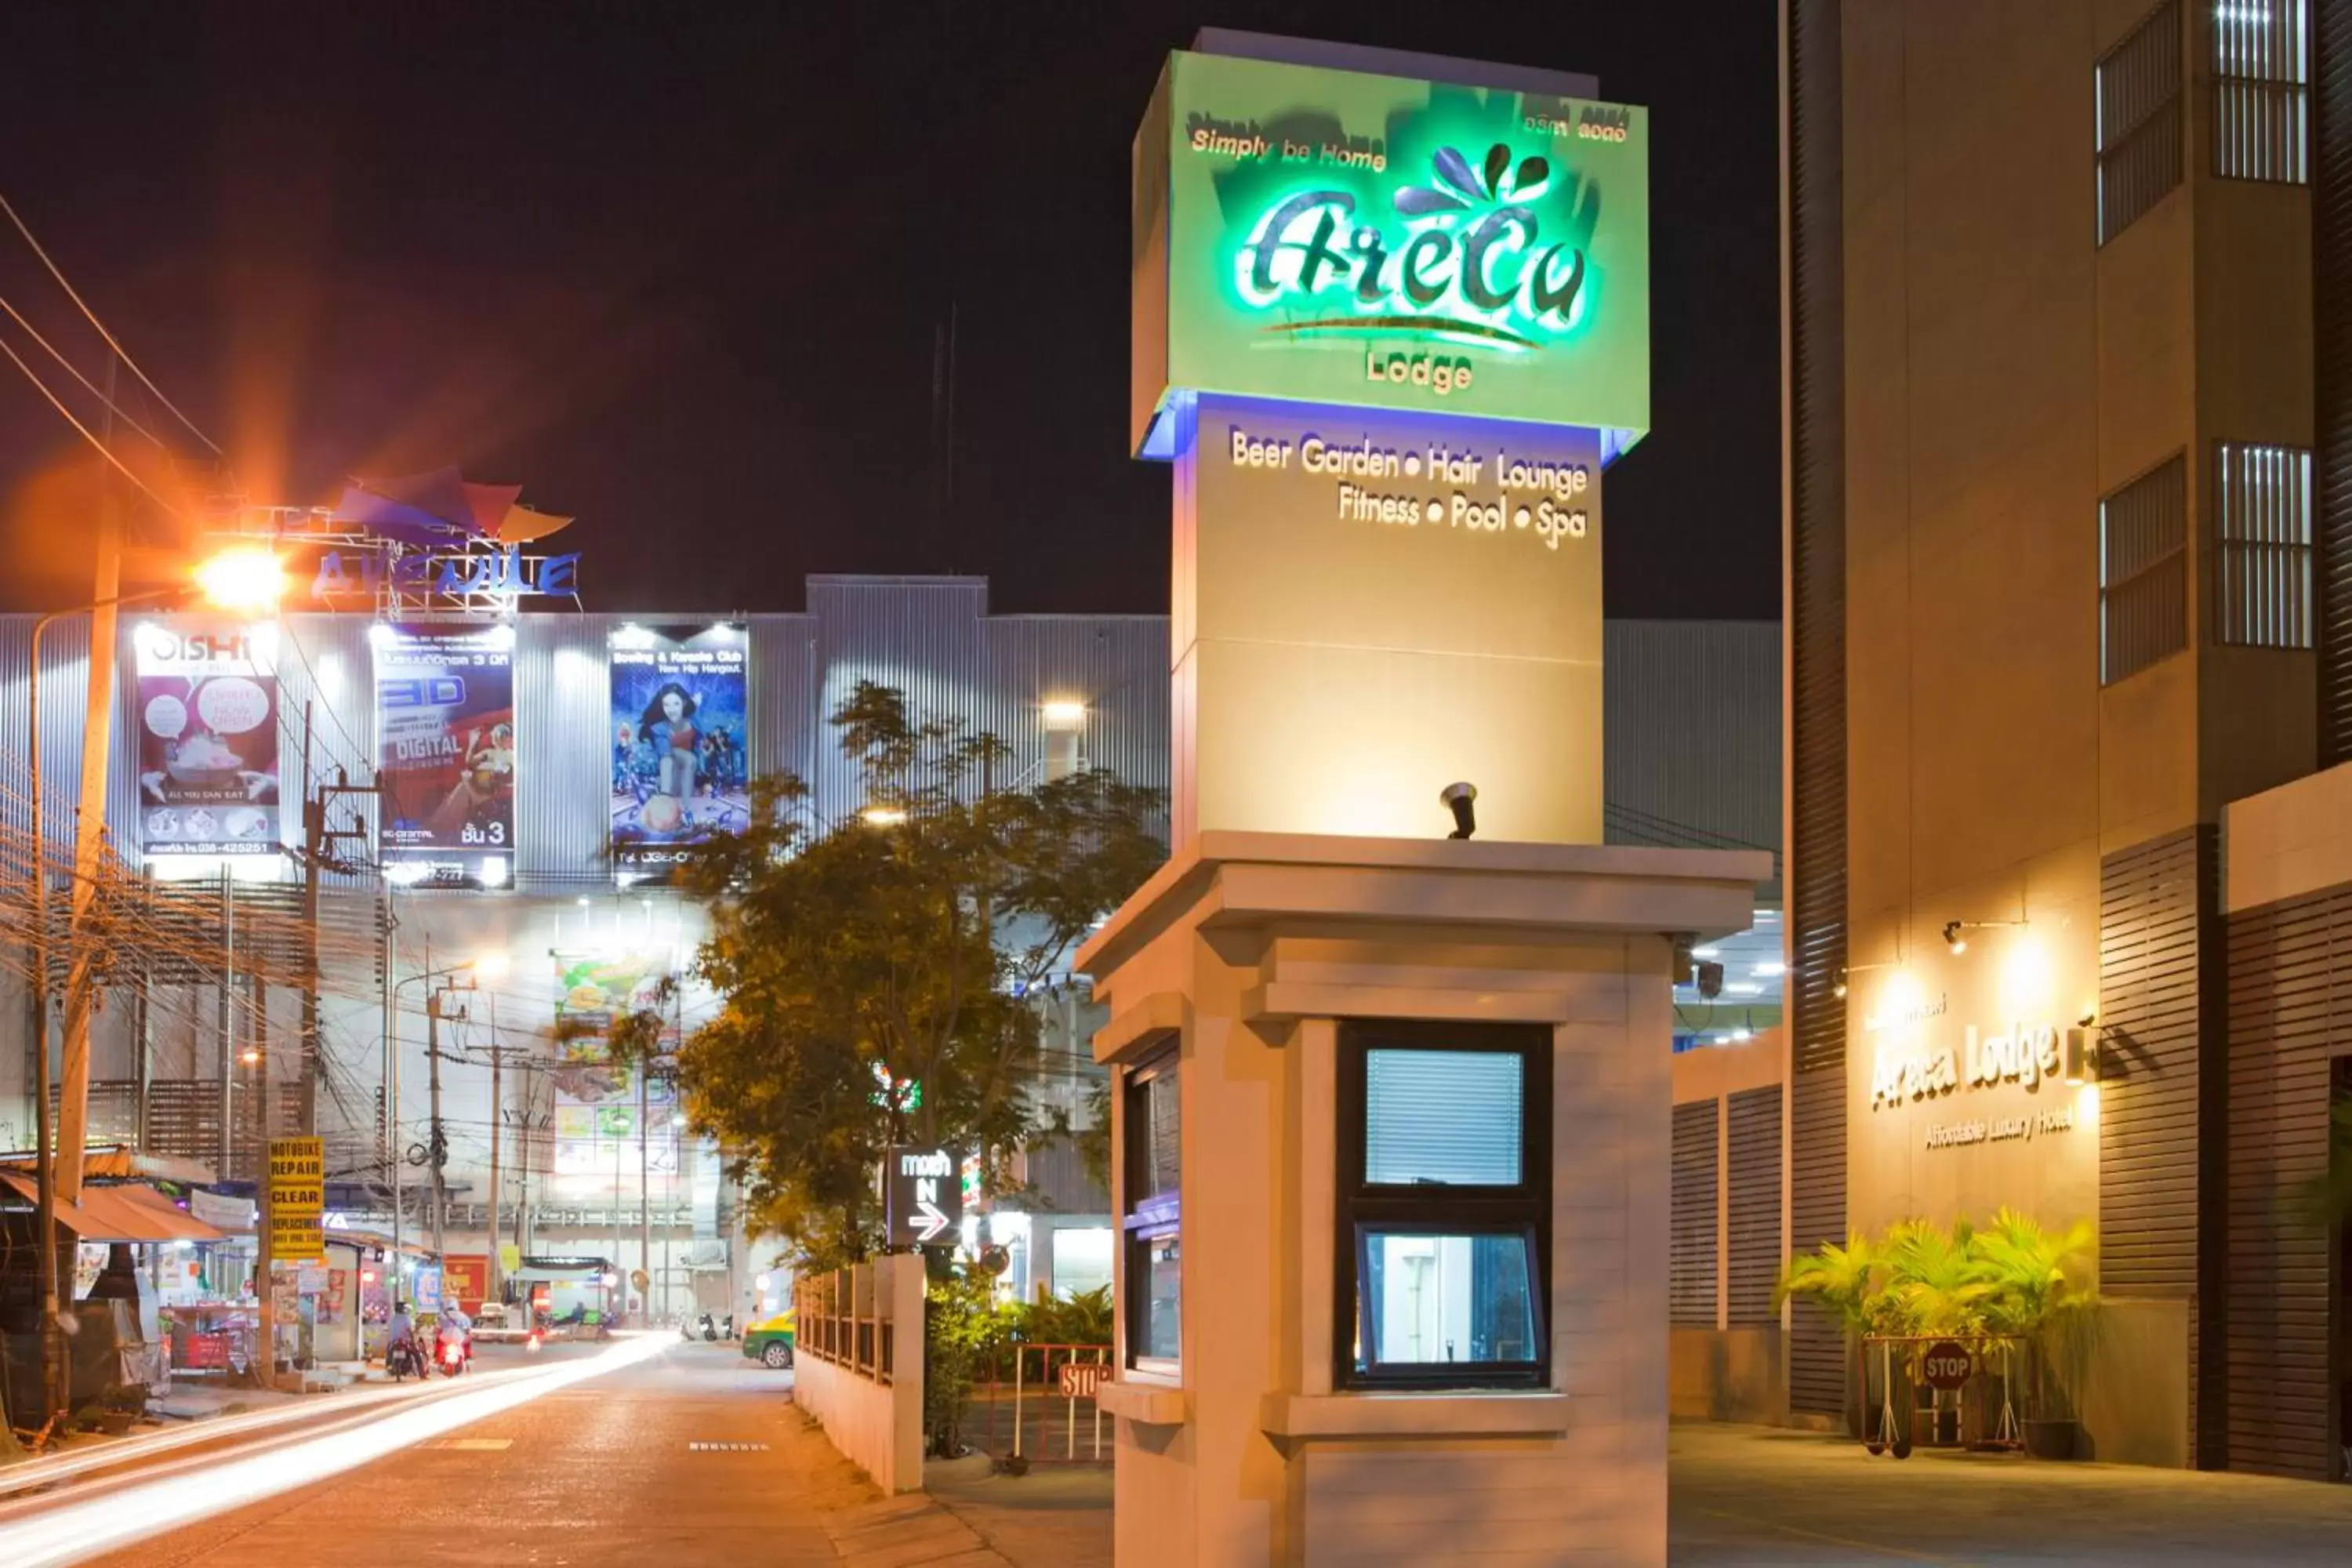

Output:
xmin=436 ymin=1325 xmax=473 ymax=1376
xmin=387 ymin=1338 xmax=427 ymax=1381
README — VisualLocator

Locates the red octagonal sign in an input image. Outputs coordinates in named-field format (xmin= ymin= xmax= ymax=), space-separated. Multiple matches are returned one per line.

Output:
xmin=1920 ymin=1340 xmax=1976 ymax=1391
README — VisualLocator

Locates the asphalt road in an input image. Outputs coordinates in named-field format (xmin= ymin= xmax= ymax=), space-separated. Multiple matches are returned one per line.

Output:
xmin=43 ymin=1338 xmax=864 ymax=1568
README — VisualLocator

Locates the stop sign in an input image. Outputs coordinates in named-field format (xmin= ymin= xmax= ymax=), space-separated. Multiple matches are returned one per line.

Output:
xmin=1920 ymin=1340 xmax=1976 ymax=1391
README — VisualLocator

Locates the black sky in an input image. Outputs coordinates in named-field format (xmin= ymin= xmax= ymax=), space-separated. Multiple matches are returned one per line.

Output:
xmin=0 ymin=2 xmax=1778 ymax=620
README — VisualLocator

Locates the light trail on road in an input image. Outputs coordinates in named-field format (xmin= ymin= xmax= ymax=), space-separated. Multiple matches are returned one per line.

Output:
xmin=0 ymin=1333 xmax=677 ymax=1567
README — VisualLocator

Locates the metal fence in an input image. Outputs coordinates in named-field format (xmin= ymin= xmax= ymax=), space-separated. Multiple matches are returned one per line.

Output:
xmin=967 ymin=1341 xmax=1112 ymax=1465
xmin=794 ymin=1264 xmax=896 ymax=1386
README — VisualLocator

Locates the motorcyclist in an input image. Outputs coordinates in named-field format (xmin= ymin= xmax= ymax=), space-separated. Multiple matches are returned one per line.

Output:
xmin=387 ymin=1301 xmax=420 ymax=1377
xmin=437 ymin=1303 xmax=474 ymax=1372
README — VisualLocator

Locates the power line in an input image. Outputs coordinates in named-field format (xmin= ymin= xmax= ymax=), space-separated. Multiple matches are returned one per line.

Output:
xmin=0 ymin=292 xmax=167 ymax=448
xmin=0 ymin=187 xmax=220 ymax=454
xmin=0 ymin=331 xmax=187 ymax=520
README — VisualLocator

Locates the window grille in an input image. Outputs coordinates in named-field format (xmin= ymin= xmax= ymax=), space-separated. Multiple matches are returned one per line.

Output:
xmin=2214 ymin=0 xmax=2309 ymax=183
xmin=2098 ymin=2 xmax=2183 ymax=244
xmin=2216 ymin=442 xmax=2314 ymax=647
xmin=2101 ymin=454 xmax=2190 ymax=684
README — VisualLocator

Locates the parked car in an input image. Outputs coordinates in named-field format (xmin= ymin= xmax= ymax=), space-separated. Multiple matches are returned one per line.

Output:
xmin=741 ymin=1310 xmax=794 ymax=1369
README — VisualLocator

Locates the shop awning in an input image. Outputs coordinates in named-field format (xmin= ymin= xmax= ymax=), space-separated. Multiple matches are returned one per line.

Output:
xmin=0 ymin=1173 xmax=227 ymax=1243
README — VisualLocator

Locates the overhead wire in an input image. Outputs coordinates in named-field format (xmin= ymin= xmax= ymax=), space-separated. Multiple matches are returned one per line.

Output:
xmin=0 ymin=187 xmax=221 ymax=453
xmin=0 ymin=332 xmax=189 ymax=520
xmin=0 ymin=291 xmax=168 ymax=448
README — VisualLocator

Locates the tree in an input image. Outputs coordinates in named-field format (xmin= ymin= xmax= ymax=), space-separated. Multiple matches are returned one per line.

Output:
xmin=673 ymin=681 xmax=1163 ymax=1271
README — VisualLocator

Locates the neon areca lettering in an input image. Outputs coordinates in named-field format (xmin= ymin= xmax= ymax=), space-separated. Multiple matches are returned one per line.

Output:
xmin=1238 ymin=141 xmax=1589 ymax=347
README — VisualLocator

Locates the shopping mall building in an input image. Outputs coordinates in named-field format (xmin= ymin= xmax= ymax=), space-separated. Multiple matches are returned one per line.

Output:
xmin=2 ymin=569 xmax=1776 ymax=1334
xmin=1723 ymin=0 xmax=2351 ymax=1479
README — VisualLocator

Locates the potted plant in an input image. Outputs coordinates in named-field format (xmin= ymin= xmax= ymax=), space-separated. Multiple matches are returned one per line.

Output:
xmin=1777 ymin=1232 xmax=1883 ymax=1446
xmin=1974 ymin=1208 xmax=2096 ymax=1459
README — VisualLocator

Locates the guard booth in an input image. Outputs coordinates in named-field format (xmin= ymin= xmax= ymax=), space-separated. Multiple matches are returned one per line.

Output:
xmin=1094 ymin=31 xmax=1759 ymax=1566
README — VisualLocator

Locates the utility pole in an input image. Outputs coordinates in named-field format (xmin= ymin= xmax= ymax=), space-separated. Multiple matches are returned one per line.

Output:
xmin=426 ymin=986 xmax=451 ymax=1259
xmin=486 ymin=994 xmax=502 ymax=1306
xmin=299 ymin=717 xmax=378 ymax=1142
xmin=55 ymin=353 xmax=124 ymax=1214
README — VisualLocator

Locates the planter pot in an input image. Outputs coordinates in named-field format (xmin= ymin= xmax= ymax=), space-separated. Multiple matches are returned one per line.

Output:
xmin=2022 ymin=1418 xmax=2078 ymax=1460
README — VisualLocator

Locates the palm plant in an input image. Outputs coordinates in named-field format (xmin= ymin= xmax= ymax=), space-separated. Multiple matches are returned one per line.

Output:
xmin=1884 ymin=1216 xmax=1993 ymax=1336
xmin=1775 ymin=1232 xmax=1881 ymax=1333
xmin=1973 ymin=1207 xmax=2096 ymax=1336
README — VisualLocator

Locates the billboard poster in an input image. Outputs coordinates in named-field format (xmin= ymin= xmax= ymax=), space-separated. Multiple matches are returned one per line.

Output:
xmin=133 ymin=622 xmax=281 ymax=856
xmin=1134 ymin=50 xmax=1649 ymax=452
xmin=374 ymin=623 xmax=514 ymax=878
xmin=550 ymin=948 xmax=682 ymax=1191
xmin=609 ymin=624 xmax=749 ymax=875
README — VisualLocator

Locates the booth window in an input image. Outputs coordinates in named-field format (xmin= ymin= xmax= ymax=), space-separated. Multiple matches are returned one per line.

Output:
xmin=1123 ymin=1044 xmax=1181 ymax=1374
xmin=1335 ymin=1022 xmax=1551 ymax=1390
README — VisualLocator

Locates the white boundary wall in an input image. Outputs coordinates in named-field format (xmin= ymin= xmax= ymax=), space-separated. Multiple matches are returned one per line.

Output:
xmin=793 ymin=1255 xmax=926 ymax=1493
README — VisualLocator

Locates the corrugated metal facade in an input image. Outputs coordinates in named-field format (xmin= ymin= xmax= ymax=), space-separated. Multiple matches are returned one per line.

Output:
xmin=2099 ymin=827 xmax=2226 ymax=1469
xmin=3 ymin=590 xmax=1779 ymax=890
xmin=1784 ymin=0 xmax=1850 ymax=1425
xmin=1603 ymin=620 xmax=1781 ymax=885
xmin=1670 ymin=1099 xmax=1721 ymax=1328
xmin=2223 ymin=880 xmax=2350 ymax=1481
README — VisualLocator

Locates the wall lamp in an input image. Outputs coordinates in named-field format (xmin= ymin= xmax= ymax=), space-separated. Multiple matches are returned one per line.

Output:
xmin=1941 ymin=917 xmax=2024 ymax=956
xmin=1831 ymin=959 xmax=1900 ymax=1000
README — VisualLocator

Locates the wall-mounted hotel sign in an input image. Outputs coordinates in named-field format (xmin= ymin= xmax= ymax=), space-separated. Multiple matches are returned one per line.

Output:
xmin=1869 ymin=1022 xmax=2082 ymax=1111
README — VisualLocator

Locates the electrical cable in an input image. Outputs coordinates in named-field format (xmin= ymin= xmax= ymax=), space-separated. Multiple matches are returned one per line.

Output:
xmin=0 ymin=292 xmax=168 ymax=448
xmin=0 ymin=332 xmax=188 ymax=519
xmin=0 ymin=187 xmax=221 ymax=453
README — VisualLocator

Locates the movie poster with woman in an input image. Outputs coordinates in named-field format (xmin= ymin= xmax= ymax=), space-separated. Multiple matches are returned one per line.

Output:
xmin=134 ymin=622 xmax=281 ymax=856
xmin=375 ymin=624 xmax=515 ymax=873
xmin=608 ymin=624 xmax=748 ymax=875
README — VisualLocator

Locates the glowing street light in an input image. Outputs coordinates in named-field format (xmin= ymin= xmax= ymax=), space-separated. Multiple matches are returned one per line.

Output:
xmin=191 ymin=546 xmax=288 ymax=616
xmin=861 ymin=805 xmax=908 ymax=828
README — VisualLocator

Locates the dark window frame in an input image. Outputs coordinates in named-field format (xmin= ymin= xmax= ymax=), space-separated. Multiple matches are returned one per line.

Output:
xmin=1121 ymin=1041 xmax=1181 ymax=1374
xmin=1334 ymin=1019 xmax=1552 ymax=1392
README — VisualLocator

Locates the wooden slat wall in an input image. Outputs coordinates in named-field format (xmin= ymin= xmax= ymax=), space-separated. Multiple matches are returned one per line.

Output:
xmin=2100 ymin=827 xmax=2223 ymax=1468
xmin=1727 ymin=1085 xmax=1785 ymax=1327
xmin=2224 ymin=884 xmax=2352 ymax=1481
xmin=1671 ymin=1100 xmax=1722 ymax=1328
xmin=1784 ymin=0 xmax=1850 ymax=1424
xmin=2318 ymin=0 xmax=2352 ymax=764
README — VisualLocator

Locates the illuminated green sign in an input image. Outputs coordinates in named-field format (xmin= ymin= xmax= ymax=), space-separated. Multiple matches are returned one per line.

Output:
xmin=1134 ymin=50 xmax=1649 ymax=456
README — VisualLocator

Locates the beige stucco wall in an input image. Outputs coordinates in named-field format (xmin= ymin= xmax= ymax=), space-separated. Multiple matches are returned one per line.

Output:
xmin=1082 ymin=834 xmax=1762 ymax=1568
xmin=1835 ymin=2 xmax=2312 ymax=1253
xmin=1172 ymin=396 xmax=1604 ymax=848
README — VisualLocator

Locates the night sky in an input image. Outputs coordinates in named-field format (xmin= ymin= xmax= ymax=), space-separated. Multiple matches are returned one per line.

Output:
xmin=0 ymin=3 xmax=1777 ymax=620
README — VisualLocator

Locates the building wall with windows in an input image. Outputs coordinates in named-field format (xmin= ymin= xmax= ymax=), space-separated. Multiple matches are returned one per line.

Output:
xmin=1785 ymin=0 xmax=2341 ymax=1474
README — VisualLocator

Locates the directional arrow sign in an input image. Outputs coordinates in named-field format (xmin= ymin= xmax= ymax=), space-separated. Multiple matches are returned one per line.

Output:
xmin=886 ymin=1145 xmax=964 ymax=1247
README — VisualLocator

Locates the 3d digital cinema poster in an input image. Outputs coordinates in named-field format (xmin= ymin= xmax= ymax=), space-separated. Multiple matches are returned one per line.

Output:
xmin=374 ymin=623 xmax=516 ymax=875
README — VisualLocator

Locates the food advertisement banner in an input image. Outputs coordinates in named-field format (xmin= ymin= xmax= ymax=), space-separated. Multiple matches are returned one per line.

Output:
xmin=134 ymin=622 xmax=281 ymax=856
xmin=550 ymin=949 xmax=681 ymax=1189
xmin=1135 ymin=49 xmax=1649 ymax=452
xmin=610 ymin=624 xmax=750 ymax=876
xmin=374 ymin=623 xmax=514 ymax=874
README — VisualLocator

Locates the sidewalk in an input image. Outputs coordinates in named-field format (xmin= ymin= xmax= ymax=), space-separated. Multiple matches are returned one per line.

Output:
xmin=786 ymin=1409 xmax=1112 ymax=1567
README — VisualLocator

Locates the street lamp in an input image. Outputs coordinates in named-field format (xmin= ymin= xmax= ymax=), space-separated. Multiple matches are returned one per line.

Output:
xmin=26 ymin=549 xmax=285 ymax=1430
